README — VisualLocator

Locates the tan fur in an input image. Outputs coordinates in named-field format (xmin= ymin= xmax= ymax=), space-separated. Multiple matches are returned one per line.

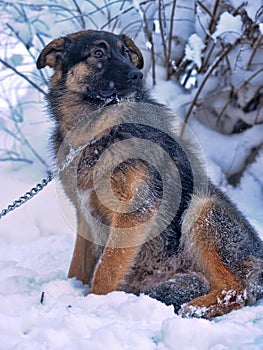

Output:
xmin=37 ymin=30 xmax=263 ymax=319
xmin=181 ymin=196 xmax=244 ymax=318
xmin=89 ymin=163 xmax=157 ymax=294
xmin=66 ymin=63 xmax=94 ymax=93
xmin=90 ymin=215 xmax=148 ymax=294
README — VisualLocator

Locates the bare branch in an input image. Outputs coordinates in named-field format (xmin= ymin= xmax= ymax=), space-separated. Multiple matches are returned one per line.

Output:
xmin=181 ymin=44 xmax=233 ymax=136
xmin=0 ymin=58 xmax=46 ymax=96
xmin=227 ymin=142 xmax=263 ymax=187
xmin=72 ymin=0 xmax=86 ymax=29
xmin=196 ymin=0 xmax=213 ymax=18
xmin=142 ymin=5 xmax=156 ymax=85
xmin=247 ymin=35 xmax=262 ymax=70
xmin=166 ymin=0 xmax=177 ymax=80
xmin=158 ymin=0 xmax=168 ymax=65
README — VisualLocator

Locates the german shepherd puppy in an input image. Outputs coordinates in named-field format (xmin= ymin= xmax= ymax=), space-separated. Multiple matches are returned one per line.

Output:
xmin=37 ymin=30 xmax=263 ymax=319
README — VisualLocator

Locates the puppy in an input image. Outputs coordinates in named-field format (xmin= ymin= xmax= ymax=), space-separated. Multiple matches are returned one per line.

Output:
xmin=37 ymin=30 xmax=263 ymax=319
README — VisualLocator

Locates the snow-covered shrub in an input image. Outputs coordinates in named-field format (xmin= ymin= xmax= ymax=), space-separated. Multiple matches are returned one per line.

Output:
xmin=170 ymin=1 xmax=263 ymax=135
xmin=0 ymin=0 xmax=262 ymax=171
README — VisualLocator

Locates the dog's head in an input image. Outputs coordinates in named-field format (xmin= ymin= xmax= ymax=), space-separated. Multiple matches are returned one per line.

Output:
xmin=37 ymin=30 xmax=144 ymax=102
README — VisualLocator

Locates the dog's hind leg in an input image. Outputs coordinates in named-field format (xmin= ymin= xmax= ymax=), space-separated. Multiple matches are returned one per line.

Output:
xmin=147 ymin=273 xmax=210 ymax=314
xmin=179 ymin=195 xmax=247 ymax=319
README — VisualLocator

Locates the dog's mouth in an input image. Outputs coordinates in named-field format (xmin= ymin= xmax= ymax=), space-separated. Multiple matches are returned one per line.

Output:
xmin=84 ymin=88 xmax=137 ymax=105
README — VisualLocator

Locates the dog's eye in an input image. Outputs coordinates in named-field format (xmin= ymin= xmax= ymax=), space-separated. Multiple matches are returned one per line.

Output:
xmin=93 ymin=49 xmax=104 ymax=58
xmin=123 ymin=48 xmax=130 ymax=58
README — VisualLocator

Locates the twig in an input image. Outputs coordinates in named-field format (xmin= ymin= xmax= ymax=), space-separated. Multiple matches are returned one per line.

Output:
xmin=142 ymin=7 xmax=156 ymax=85
xmin=158 ymin=0 xmax=168 ymax=67
xmin=208 ymin=0 xmax=221 ymax=35
xmin=14 ymin=123 xmax=49 ymax=169
xmin=216 ymin=67 xmax=263 ymax=126
xmin=0 ymin=149 xmax=33 ymax=165
xmin=201 ymin=41 xmax=216 ymax=72
xmin=6 ymin=23 xmax=49 ymax=86
xmin=111 ymin=0 xmax=127 ymax=32
xmin=100 ymin=5 xmax=134 ymax=30
xmin=181 ymin=44 xmax=233 ymax=136
xmin=237 ymin=66 xmax=263 ymax=91
xmin=247 ymin=35 xmax=262 ymax=70
xmin=99 ymin=0 xmax=154 ymax=31
xmin=202 ymin=0 xmax=222 ymax=63
xmin=166 ymin=0 xmax=177 ymax=80
xmin=72 ymin=0 xmax=86 ymax=29
xmin=40 ymin=292 xmax=45 ymax=304
xmin=0 ymin=59 xmax=46 ymax=95
xmin=196 ymin=0 xmax=213 ymax=18
xmin=216 ymin=87 xmax=234 ymax=127
xmin=227 ymin=142 xmax=263 ymax=187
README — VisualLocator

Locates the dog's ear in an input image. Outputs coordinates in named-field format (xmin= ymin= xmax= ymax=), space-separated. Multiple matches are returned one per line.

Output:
xmin=37 ymin=37 xmax=68 ymax=70
xmin=120 ymin=35 xmax=144 ymax=69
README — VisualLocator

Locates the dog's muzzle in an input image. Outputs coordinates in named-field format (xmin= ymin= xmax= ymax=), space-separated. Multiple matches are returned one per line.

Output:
xmin=98 ymin=69 xmax=143 ymax=100
xmin=127 ymin=70 xmax=143 ymax=84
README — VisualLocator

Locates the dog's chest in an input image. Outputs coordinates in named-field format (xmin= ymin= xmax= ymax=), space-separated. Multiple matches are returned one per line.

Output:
xmin=76 ymin=126 xmax=123 ymax=175
xmin=78 ymin=141 xmax=105 ymax=171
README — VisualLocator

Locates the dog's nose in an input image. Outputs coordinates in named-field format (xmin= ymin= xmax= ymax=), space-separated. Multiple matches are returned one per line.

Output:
xmin=128 ymin=70 xmax=143 ymax=83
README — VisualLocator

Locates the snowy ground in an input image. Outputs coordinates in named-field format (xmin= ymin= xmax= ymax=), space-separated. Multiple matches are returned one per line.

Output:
xmin=0 ymin=1 xmax=263 ymax=344
xmin=0 ymin=77 xmax=263 ymax=350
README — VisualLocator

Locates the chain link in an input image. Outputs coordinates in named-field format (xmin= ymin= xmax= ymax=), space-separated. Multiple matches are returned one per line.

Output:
xmin=0 ymin=172 xmax=55 ymax=220
xmin=0 ymin=142 xmax=88 ymax=220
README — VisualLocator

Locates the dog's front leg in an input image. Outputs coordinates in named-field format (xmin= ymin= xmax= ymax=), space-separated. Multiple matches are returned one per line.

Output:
xmin=68 ymin=213 xmax=102 ymax=286
xmin=89 ymin=160 xmax=156 ymax=295
xmin=89 ymin=213 xmax=148 ymax=295
xmin=89 ymin=246 xmax=139 ymax=295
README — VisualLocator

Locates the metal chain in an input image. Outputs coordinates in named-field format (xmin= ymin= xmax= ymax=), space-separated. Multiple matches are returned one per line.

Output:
xmin=0 ymin=143 xmax=88 ymax=220
xmin=0 ymin=171 xmax=55 ymax=220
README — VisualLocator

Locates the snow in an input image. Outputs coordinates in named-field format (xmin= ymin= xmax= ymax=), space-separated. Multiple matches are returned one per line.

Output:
xmin=212 ymin=12 xmax=243 ymax=44
xmin=184 ymin=34 xmax=205 ymax=69
xmin=0 ymin=85 xmax=263 ymax=350
xmin=1 ymin=1 xmax=263 ymax=349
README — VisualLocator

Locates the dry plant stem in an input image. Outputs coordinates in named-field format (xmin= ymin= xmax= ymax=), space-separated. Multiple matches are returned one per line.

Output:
xmin=72 ymin=0 xmax=86 ymax=29
xmin=236 ymin=66 xmax=263 ymax=92
xmin=216 ymin=67 xmax=263 ymax=126
xmin=181 ymin=44 xmax=233 ymax=136
xmin=247 ymin=35 xmax=262 ymax=70
xmin=0 ymin=154 xmax=33 ymax=164
xmin=196 ymin=0 xmax=217 ymax=72
xmin=202 ymin=41 xmax=216 ymax=72
xmin=208 ymin=0 xmax=221 ymax=35
xmin=101 ymin=5 xmax=134 ymax=30
xmin=196 ymin=0 xmax=213 ymax=18
xmin=0 ymin=58 xmax=46 ymax=95
xmin=158 ymin=0 xmax=168 ymax=73
xmin=150 ymin=40 xmax=156 ymax=85
xmin=216 ymin=87 xmax=233 ymax=127
xmin=254 ymin=90 xmax=263 ymax=124
xmin=1 ymin=1 xmax=80 ymax=15
xmin=6 ymin=23 xmax=49 ymax=86
xmin=166 ymin=0 xmax=177 ymax=80
xmin=232 ymin=2 xmax=248 ymax=16
xmin=203 ymin=0 xmax=221 ymax=53
xmin=228 ymin=142 xmax=263 ymax=186
xmin=110 ymin=0 xmax=126 ymax=33
xmin=14 ymin=123 xmax=50 ymax=169
xmin=142 ymin=10 xmax=156 ymax=85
